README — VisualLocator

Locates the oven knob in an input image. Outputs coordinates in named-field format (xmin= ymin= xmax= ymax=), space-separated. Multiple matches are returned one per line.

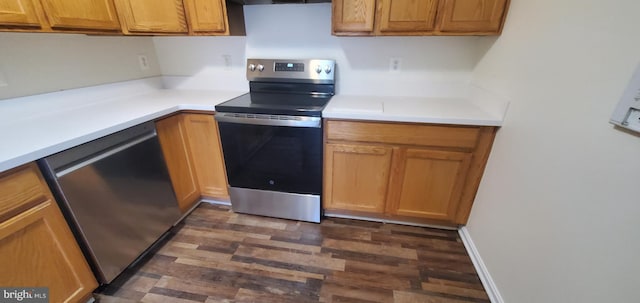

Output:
xmin=257 ymin=64 xmax=265 ymax=72
xmin=248 ymin=64 xmax=256 ymax=71
xmin=324 ymin=65 xmax=332 ymax=74
xmin=315 ymin=65 xmax=322 ymax=74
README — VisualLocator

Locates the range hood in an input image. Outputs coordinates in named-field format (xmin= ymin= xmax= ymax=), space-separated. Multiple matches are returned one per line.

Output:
xmin=224 ymin=0 xmax=330 ymax=35
xmin=230 ymin=0 xmax=330 ymax=4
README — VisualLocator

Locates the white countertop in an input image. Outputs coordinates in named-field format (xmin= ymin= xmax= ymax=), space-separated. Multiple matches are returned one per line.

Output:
xmin=0 ymin=78 xmax=247 ymax=173
xmin=0 ymin=78 xmax=508 ymax=173
xmin=323 ymin=87 xmax=508 ymax=126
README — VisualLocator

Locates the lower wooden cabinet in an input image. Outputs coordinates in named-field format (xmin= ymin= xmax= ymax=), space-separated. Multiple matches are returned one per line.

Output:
xmin=181 ymin=114 xmax=229 ymax=199
xmin=0 ymin=163 xmax=97 ymax=302
xmin=386 ymin=148 xmax=472 ymax=222
xmin=156 ymin=114 xmax=201 ymax=212
xmin=156 ymin=113 xmax=229 ymax=213
xmin=324 ymin=120 xmax=497 ymax=225
xmin=324 ymin=143 xmax=393 ymax=213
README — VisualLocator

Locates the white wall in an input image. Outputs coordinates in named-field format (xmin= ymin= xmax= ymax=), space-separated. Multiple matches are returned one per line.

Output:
xmin=0 ymin=33 xmax=160 ymax=100
xmin=468 ymin=0 xmax=640 ymax=302
xmin=154 ymin=3 xmax=479 ymax=97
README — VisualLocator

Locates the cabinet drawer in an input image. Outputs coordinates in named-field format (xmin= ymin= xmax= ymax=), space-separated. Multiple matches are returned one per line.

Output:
xmin=0 ymin=163 xmax=50 ymax=222
xmin=326 ymin=120 xmax=480 ymax=149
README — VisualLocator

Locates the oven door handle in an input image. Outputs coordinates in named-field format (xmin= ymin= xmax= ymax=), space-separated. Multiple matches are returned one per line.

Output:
xmin=215 ymin=113 xmax=321 ymax=128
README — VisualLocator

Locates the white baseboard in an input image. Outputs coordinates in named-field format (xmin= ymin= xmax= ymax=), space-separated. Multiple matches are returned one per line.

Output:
xmin=458 ymin=227 xmax=504 ymax=303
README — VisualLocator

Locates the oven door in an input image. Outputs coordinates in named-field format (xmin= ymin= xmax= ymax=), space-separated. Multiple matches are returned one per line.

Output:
xmin=216 ymin=113 xmax=323 ymax=196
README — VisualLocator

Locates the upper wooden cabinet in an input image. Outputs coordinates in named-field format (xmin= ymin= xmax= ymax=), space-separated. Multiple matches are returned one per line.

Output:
xmin=332 ymin=0 xmax=510 ymax=36
xmin=183 ymin=0 xmax=226 ymax=34
xmin=0 ymin=0 xmax=121 ymax=32
xmin=333 ymin=0 xmax=376 ymax=33
xmin=0 ymin=163 xmax=98 ymax=302
xmin=324 ymin=120 xmax=497 ymax=226
xmin=377 ymin=0 xmax=439 ymax=34
xmin=0 ymin=0 xmax=43 ymax=28
xmin=114 ymin=0 xmax=188 ymax=34
xmin=438 ymin=0 xmax=509 ymax=33
xmin=40 ymin=0 xmax=120 ymax=31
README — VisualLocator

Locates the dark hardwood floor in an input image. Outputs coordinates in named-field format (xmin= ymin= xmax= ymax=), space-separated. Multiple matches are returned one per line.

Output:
xmin=95 ymin=203 xmax=489 ymax=303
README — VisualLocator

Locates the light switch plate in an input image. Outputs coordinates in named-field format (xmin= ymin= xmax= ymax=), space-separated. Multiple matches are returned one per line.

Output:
xmin=610 ymin=63 xmax=640 ymax=133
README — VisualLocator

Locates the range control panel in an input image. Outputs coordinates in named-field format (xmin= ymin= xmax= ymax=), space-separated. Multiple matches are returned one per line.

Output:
xmin=246 ymin=59 xmax=335 ymax=84
xmin=611 ymin=63 xmax=640 ymax=133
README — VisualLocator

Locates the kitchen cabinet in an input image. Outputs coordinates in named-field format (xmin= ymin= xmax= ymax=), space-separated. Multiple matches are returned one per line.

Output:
xmin=183 ymin=0 xmax=227 ymax=34
xmin=40 ymin=0 xmax=120 ymax=31
xmin=323 ymin=120 xmax=497 ymax=225
xmin=332 ymin=0 xmax=376 ymax=33
xmin=385 ymin=148 xmax=471 ymax=222
xmin=156 ymin=114 xmax=201 ymax=213
xmin=181 ymin=113 xmax=229 ymax=200
xmin=324 ymin=143 xmax=393 ymax=213
xmin=112 ymin=0 xmax=244 ymax=35
xmin=114 ymin=0 xmax=188 ymax=34
xmin=0 ymin=0 xmax=120 ymax=33
xmin=332 ymin=0 xmax=510 ymax=36
xmin=156 ymin=113 xmax=229 ymax=213
xmin=0 ymin=0 xmax=44 ymax=28
xmin=377 ymin=0 xmax=439 ymax=34
xmin=0 ymin=163 xmax=97 ymax=302
xmin=438 ymin=0 xmax=509 ymax=33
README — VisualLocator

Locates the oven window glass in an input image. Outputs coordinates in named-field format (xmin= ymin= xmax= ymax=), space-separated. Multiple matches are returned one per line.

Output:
xmin=218 ymin=122 xmax=322 ymax=195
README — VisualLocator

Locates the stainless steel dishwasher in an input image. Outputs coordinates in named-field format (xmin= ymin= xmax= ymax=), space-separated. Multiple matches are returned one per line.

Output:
xmin=38 ymin=121 xmax=181 ymax=284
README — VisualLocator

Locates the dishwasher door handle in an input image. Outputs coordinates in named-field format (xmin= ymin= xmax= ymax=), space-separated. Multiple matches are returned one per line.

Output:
xmin=55 ymin=133 xmax=157 ymax=178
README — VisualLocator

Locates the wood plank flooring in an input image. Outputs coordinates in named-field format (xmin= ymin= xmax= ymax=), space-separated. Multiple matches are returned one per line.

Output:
xmin=95 ymin=203 xmax=488 ymax=303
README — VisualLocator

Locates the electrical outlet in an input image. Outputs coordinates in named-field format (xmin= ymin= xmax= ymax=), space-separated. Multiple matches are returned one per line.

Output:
xmin=390 ymin=57 xmax=402 ymax=72
xmin=222 ymin=55 xmax=232 ymax=70
xmin=138 ymin=55 xmax=150 ymax=71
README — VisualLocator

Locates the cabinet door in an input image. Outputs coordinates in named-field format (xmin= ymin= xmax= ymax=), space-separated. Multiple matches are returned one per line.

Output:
xmin=0 ymin=0 xmax=43 ymax=27
xmin=388 ymin=148 xmax=471 ymax=221
xmin=40 ymin=0 xmax=120 ymax=30
xmin=156 ymin=115 xmax=200 ymax=213
xmin=182 ymin=114 xmax=229 ymax=200
xmin=377 ymin=0 xmax=439 ymax=33
xmin=332 ymin=0 xmax=376 ymax=34
xmin=0 ymin=164 xmax=97 ymax=303
xmin=438 ymin=0 xmax=508 ymax=33
xmin=183 ymin=0 xmax=226 ymax=34
xmin=115 ymin=0 xmax=188 ymax=33
xmin=324 ymin=143 xmax=393 ymax=213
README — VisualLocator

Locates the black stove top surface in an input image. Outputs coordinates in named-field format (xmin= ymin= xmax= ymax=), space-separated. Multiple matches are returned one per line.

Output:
xmin=215 ymin=92 xmax=332 ymax=117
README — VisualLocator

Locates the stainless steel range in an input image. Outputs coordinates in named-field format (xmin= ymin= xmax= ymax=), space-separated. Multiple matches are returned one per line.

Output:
xmin=215 ymin=58 xmax=335 ymax=223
